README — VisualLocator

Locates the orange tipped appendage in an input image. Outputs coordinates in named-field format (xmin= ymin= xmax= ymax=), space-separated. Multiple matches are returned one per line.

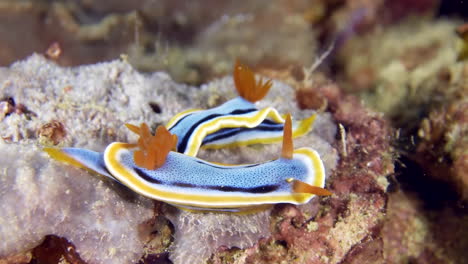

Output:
xmin=281 ymin=114 xmax=293 ymax=159
xmin=292 ymin=180 xmax=332 ymax=196
xmin=125 ymin=123 xmax=141 ymax=134
xmin=125 ymin=123 xmax=178 ymax=170
xmin=233 ymin=60 xmax=272 ymax=103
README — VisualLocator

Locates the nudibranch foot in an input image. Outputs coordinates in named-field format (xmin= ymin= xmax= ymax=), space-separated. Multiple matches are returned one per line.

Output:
xmin=172 ymin=204 xmax=274 ymax=214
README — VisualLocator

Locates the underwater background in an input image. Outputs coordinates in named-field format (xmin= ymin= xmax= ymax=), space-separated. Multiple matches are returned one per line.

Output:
xmin=0 ymin=0 xmax=467 ymax=264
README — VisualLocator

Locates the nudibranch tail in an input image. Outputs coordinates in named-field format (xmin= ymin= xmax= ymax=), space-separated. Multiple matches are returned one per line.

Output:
xmin=291 ymin=179 xmax=332 ymax=196
xmin=126 ymin=123 xmax=178 ymax=170
xmin=234 ymin=60 xmax=272 ymax=103
xmin=44 ymin=147 xmax=90 ymax=171
xmin=44 ymin=147 xmax=115 ymax=180
xmin=281 ymin=114 xmax=294 ymax=159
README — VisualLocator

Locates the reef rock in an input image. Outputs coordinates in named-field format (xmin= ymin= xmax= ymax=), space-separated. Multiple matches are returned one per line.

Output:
xmin=0 ymin=54 xmax=171 ymax=264
xmin=202 ymin=68 xmax=395 ymax=264
xmin=0 ymin=54 xmax=340 ymax=264
xmin=0 ymin=141 xmax=153 ymax=264
xmin=0 ymin=54 xmax=208 ymax=263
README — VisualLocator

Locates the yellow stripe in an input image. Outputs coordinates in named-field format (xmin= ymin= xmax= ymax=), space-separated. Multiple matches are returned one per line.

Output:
xmin=294 ymin=114 xmax=316 ymax=138
xmin=44 ymin=148 xmax=89 ymax=170
xmin=44 ymin=148 xmax=108 ymax=178
xmin=185 ymin=107 xmax=285 ymax=156
xmin=104 ymin=143 xmax=319 ymax=208
xmin=203 ymin=136 xmax=284 ymax=150
xmin=165 ymin=108 xmax=203 ymax=129
xmin=294 ymin=148 xmax=325 ymax=187
xmin=203 ymin=114 xmax=317 ymax=150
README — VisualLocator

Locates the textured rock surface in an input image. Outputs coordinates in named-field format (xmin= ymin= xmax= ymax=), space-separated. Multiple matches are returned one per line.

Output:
xmin=0 ymin=135 xmax=154 ymax=264
xmin=415 ymin=63 xmax=468 ymax=200
xmin=337 ymin=19 xmax=458 ymax=119
xmin=336 ymin=16 xmax=468 ymax=201
xmin=0 ymin=2 xmax=466 ymax=263
xmin=0 ymin=55 xmax=166 ymax=264
xmin=332 ymin=15 xmax=468 ymax=264
xmin=165 ymin=207 xmax=271 ymax=264
xmin=0 ymin=54 xmax=193 ymax=147
xmin=198 ymin=70 xmax=395 ymax=263
xmin=152 ymin=67 xmax=339 ymax=264
xmin=0 ymin=55 xmax=338 ymax=264
xmin=383 ymin=190 xmax=468 ymax=264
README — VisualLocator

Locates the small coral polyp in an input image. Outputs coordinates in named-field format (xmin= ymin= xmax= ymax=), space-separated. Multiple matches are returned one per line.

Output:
xmin=45 ymin=62 xmax=330 ymax=212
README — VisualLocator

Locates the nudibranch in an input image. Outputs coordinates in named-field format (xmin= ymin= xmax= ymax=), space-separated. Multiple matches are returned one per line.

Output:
xmin=165 ymin=60 xmax=316 ymax=157
xmin=45 ymin=115 xmax=330 ymax=212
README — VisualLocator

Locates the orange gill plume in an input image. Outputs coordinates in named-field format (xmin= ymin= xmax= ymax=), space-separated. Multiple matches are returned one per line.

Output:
xmin=233 ymin=60 xmax=272 ymax=103
xmin=125 ymin=123 xmax=178 ymax=170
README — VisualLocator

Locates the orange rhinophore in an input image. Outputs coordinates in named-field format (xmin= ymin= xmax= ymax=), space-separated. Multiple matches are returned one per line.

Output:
xmin=281 ymin=114 xmax=294 ymax=159
xmin=292 ymin=179 xmax=332 ymax=196
xmin=234 ymin=60 xmax=272 ymax=103
xmin=125 ymin=123 xmax=178 ymax=170
xmin=281 ymin=114 xmax=332 ymax=196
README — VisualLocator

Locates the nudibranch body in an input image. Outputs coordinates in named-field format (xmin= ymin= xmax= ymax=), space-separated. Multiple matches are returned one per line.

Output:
xmin=167 ymin=96 xmax=316 ymax=156
xmin=103 ymin=146 xmax=325 ymax=211
xmin=45 ymin=116 xmax=330 ymax=212
xmin=165 ymin=60 xmax=316 ymax=156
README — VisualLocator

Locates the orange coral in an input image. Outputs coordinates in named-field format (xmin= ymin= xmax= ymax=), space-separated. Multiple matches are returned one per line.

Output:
xmin=234 ymin=60 xmax=272 ymax=103
xmin=125 ymin=123 xmax=178 ymax=170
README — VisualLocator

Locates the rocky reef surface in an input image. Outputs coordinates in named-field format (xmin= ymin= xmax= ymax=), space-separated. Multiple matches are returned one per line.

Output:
xmin=1 ymin=0 xmax=467 ymax=263
xmin=0 ymin=55 xmax=340 ymax=264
